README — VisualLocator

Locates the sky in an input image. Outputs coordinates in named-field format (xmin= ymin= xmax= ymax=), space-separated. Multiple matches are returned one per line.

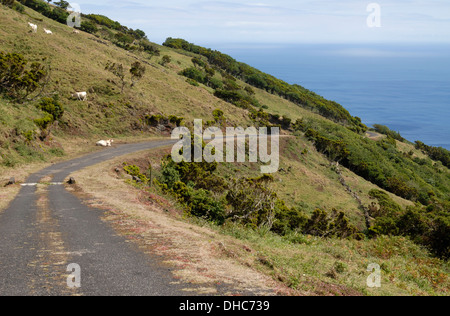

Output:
xmin=73 ymin=0 xmax=450 ymax=45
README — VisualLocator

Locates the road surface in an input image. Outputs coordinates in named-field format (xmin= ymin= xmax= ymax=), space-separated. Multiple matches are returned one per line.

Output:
xmin=0 ymin=139 xmax=205 ymax=296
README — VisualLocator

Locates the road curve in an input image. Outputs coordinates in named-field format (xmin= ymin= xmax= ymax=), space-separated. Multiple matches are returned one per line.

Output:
xmin=0 ymin=139 xmax=203 ymax=296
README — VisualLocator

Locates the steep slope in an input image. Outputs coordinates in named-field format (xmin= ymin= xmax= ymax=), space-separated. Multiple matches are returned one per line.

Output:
xmin=1 ymin=2 xmax=449 ymax=295
xmin=0 ymin=4 xmax=252 ymax=163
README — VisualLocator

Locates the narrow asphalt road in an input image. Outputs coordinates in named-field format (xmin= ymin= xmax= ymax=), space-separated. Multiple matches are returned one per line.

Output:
xmin=0 ymin=139 xmax=203 ymax=296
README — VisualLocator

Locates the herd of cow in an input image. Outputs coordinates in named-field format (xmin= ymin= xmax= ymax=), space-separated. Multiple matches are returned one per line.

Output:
xmin=27 ymin=21 xmax=79 ymax=34
xmin=27 ymin=22 xmax=87 ymax=102
xmin=26 ymin=22 xmax=104 ymax=145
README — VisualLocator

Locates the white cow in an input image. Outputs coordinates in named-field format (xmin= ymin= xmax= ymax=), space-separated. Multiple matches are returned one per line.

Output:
xmin=71 ymin=91 xmax=87 ymax=101
xmin=96 ymin=139 xmax=114 ymax=147
xmin=44 ymin=28 xmax=53 ymax=35
xmin=28 ymin=22 xmax=37 ymax=33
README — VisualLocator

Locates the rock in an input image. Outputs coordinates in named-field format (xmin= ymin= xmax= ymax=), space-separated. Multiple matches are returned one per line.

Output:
xmin=67 ymin=177 xmax=76 ymax=185
xmin=5 ymin=177 xmax=15 ymax=186
xmin=132 ymin=176 xmax=142 ymax=183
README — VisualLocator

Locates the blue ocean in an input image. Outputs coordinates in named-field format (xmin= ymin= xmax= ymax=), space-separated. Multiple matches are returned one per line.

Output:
xmin=212 ymin=43 xmax=450 ymax=149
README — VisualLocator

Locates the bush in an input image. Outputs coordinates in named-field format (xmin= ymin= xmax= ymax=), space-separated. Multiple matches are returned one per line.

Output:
xmin=368 ymin=189 xmax=450 ymax=259
xmin=415 ymin=141 xmax=450 ymax=169
xmin=34 ymin=113 xmax=53 ymax=131
xmin=1 ymin=0 xmax=15 ymax=7
xmin=13 ymin=2 xmax=25 ymax=12
xmin=0 ymin=51 xmax=47 ymax=101
xmin=186 ymin=187 xmax=226 ymax=225
xmin=80 ymin=20 xmax=98 ymax=34
xmin=186 ymin=78 xmax=199 ymax=87
xmin=272 ymin=200 xmax=308 ymax=235
xmin=161 ymin=55 xmax=171 ymax=66
xmin=226 ymin=175 xmax=278 ymax=229
xmin=180 ymin=67 xmax=206 ymax=84
xmin=36 ymin=97 xmax=64 ymax=121
xmin=429 ymin=216 xmax=450 ymax=259
xmin=48 ymin=6 xmax=69 ymax=24
xmin=305 ymin=128 xmax=350 ymax=162
xmin=159 ymin=160 xmax=181 ymax=188
xmin=208 ymin=77 xmax=223 ymax=89
xmin=123 ymin=164 xmax=148 ymax=183
xmin=304 ymin=209 xmax=362 ymax=239
xmin=373 ymin=124 xmax=405 ymax=142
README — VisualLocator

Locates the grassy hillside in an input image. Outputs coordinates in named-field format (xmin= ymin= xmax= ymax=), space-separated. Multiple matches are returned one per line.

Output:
xmin=0 ymin=3 xmax=252 ymax=166
xmin=1 ymin=2 xmax=449 ymax=295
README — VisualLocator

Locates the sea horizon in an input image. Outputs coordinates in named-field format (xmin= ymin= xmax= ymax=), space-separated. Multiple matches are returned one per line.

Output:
xmin=205 ymin=42 xmax=450 ymax=150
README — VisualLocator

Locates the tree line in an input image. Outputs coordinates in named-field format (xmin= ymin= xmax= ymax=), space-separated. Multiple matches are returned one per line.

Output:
xmin=163 ymin=37 xmax=367 ymax=133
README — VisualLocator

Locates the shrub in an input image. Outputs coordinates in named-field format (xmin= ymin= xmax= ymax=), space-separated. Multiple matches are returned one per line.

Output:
xmin=123 ymin=164 xmax=148 ymax=183
xmin=1 ymin=0 xmax=15 ymax=7
xmin=168 ymin=115 xmax=184 ymax=127
xmin=208 ymin=77 xmax=223 ymax=89
xmin=80 ymin=20 xmax=98 ymax=34
xmin=34 ymin=113 xmax=53 ymax=131
xmin=186 ymin=78 xmax=199 ymax=87
xmin=415 ymin=141 xmax=450 ymax=169
xmin=180 ymin=67 xmax=206 ymax=84
xmin=186 ymin=187 xmax=226 ymax=225
xmin=212 ymin=109 xmax=225 ymax=124
xmin=13 ymin=2 xmax=25 ymax=12
xmin=140 ymin=42 xmax=161 ymax=59
xmin=304 ymin=209 xmax=362 ymax=239
xmin=158 ymin=160 xmax=181 ymax=188
xmin=373 ymin=124 xmax=405 ymax=142
xmin=272 ymin=200 xmax=308 ymax=235
xmin=386 ymin=177 xmax=419 ymax=201
xmin=226 ymin=175 xmax=278 ymax=229
xmin=0 ymin=51 xmax=47 ymax=102
xmin=161 ymin=55 xmax=171 ymax=66
xmin=36 ymin=97 xmax=64 ymax=121
xmin=428 ymin=216 xmax=450 ymax=259
xmin=305 ymin=128 xmax=350 ymax=162
xmin=48 ymin=6 xmax=69 ymax=24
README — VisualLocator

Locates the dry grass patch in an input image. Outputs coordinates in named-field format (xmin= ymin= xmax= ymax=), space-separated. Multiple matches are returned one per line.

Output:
xmin=68 ymin=148 xmax=284 ymax=296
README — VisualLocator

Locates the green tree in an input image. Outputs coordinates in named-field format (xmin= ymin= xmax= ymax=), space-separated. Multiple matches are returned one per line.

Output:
xmin=105 ymin=61 xmax=126 ymax=93
xmin=130 ymin=61 xmax=146 ymax=87
xmin=161 ymin=55 xmax=171 ymax=67
xmin=180 ymin=67 xmax=206 ymax=84
xmin=36 ymin=96 xmax=64 ymax=121
xmin=0 ymin=51 xmax=48 ymax=102
xmin=79 ymin=20 xmax=98 ymax=34
xmin=134 ymin=29 xmax=147 ymax=40
xmin=53 ymin=0 xmax=68 ymax=9
xmin=1 ymin=0 xmax=15 ymax=7
xmin=139 ymin=42 xmax=160 ymax=60
xmin=226 ymin=175 xmax=278 ymax=229
xmin=114 ymin=32 xmax=134 ymax=46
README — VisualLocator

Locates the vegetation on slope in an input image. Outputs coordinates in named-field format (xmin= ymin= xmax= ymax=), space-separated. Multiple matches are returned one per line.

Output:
xmin=0 ymin=1 xmax=252 ymax=166
xmin=163 ymin=38 xmax=367 ymax=134
xmin=1 ymin=0 xmax=449 ymax=295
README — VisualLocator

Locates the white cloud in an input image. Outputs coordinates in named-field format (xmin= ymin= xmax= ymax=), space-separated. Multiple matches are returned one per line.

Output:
xmin=73 ymin=0 xmax=450 ymax=44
